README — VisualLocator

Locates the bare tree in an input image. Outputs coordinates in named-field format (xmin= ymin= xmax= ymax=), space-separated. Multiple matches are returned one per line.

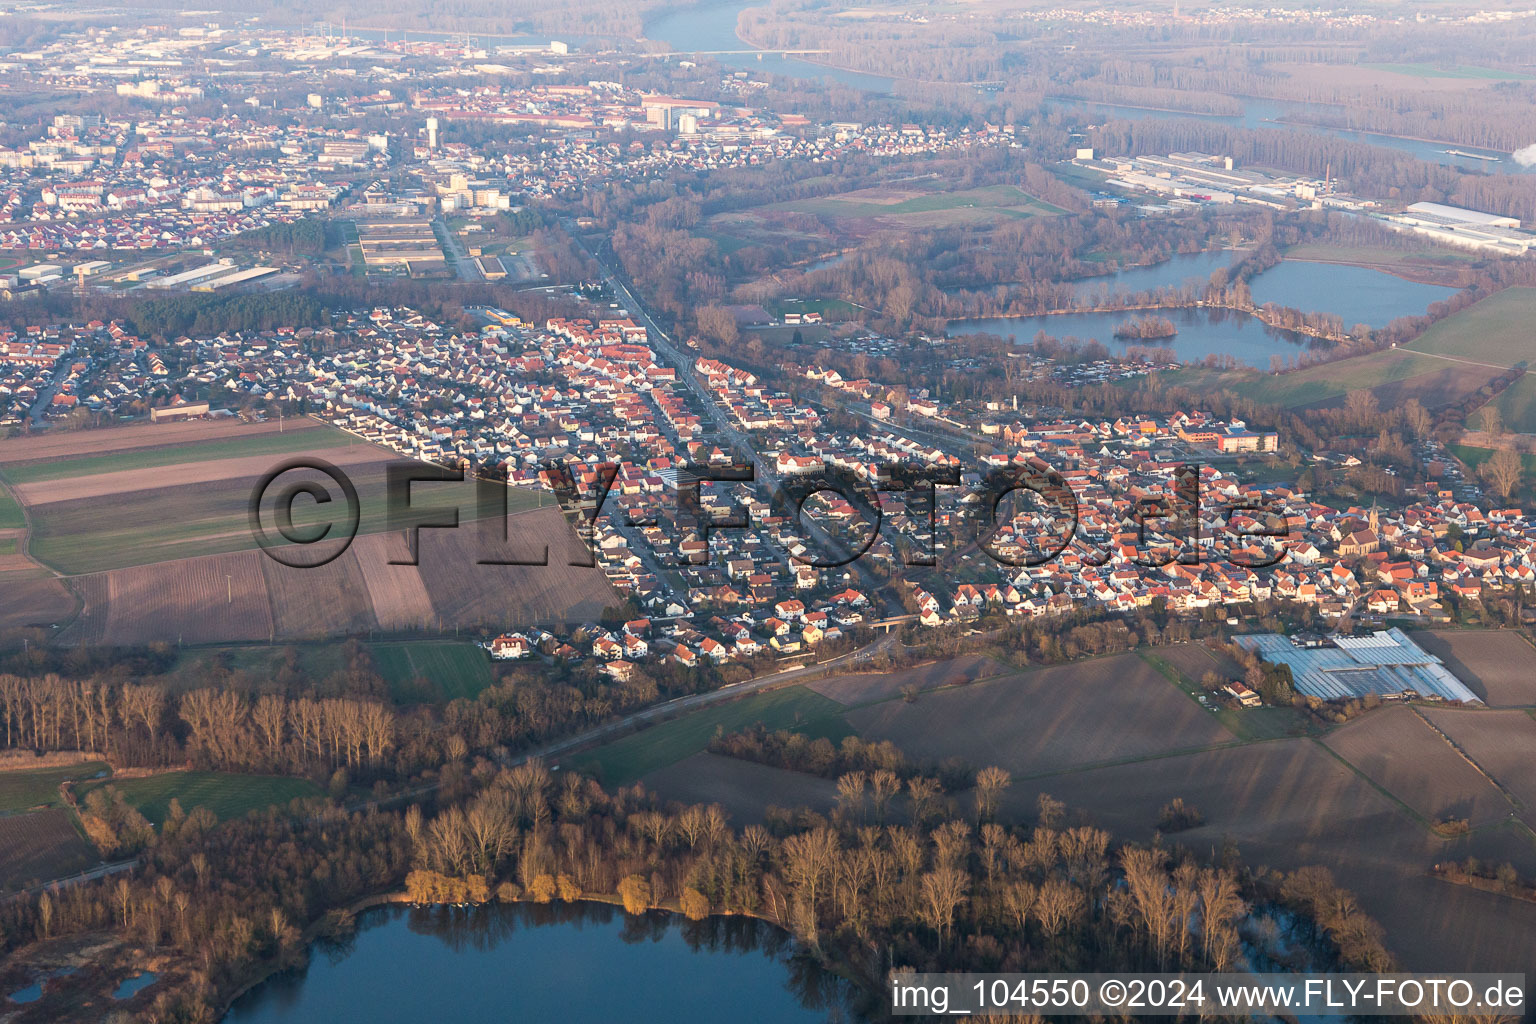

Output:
xmin=835 ymin=770 xmax=867 ymax=822
xmin=1482 ymin=447 xmax=1523 ymax=500
xmin=974 ymin=765 xmax=1011 ymax=822
xmin=906 ymin=776 xmax=941 ymax=826
xmin=919 ymin=865 xmax=969 ymax=946
xmin=869 ymin=769 xmax=901 ymax=823
xmin=1033 ymin=877 xmax=1083 ymax=940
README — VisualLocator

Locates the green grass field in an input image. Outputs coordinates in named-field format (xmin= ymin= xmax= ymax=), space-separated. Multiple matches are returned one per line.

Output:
xmin=1164 ymin=348 xmax=1453 ymax=409
xmin=0 ymin=762 xmax=109 ymax=814
xmin=765 ymin=297 xmax=861 ymax=319
xmin=778 ymin=184 xmax=1064 ymax=224
xmin=699 ymin=229 xmax=753 ymax=255
xmin=0 ymin=425 xmax=357 ymax=485
xmin=21 ymin=457 xmax=537 ymax=575
xmin=369 ymin=640 xmax=495 ymax=702
xmin=1490 ymin=373 xmax=1536 ymax=434
xmin=1405 ymin=287 xmax=1536 ymax=368
xmin=1448 ymin=443 xmax=1536 ymax=475
xmin=0 ymin=537 xmax=16 ymax=556
xmin=0 ymin=485 xmax=23 ymax=529
xmin=1281 ymin=242 xmax=1475 ymax=268
xmin=569 ymin=685 xmax=853 ymax=787
xmin=157 ymin=644 xmax=350 ymax=689
xmin=1368 ymin=62 xmax=1530 ymax=80
xmin=80 ymin=771 xmax=322 ymax=826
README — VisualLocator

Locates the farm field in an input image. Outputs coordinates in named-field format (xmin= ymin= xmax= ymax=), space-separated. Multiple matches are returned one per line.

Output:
xmin=0 ymin=485 xmax=22 ymax=529
xmin=567 ymin=647 xmax=1536 ymax=971
xmin=1281 ymin=242 xmax=1477 ymax=276
xmin=369 ymin=640 xmax=495 ymax=702
xmin=1323 ymin=707 xmax=1514 ymax=827
xmin=1146 ymin=646 xmax=1311 ymax=741
xmin=993 ymin=736 xmax=1536 ymax=972
xmin=1166 ymin=347 xmax=1487 ymax=412
xmin=0 ymin=578 xmax=76 ymax=633
xmin=1410 ymin=630 xmax=1536 ymax=706
xmin=1404 ymin=286 xmax=1536 ymax=367
xmin=0 ymin=417 xmax=306 ymax=465
xmin=59 ymin=507 xmax=614 ymax=645
xmin=0 ymin=809 xmax=97 ymax=891
xmin=568 ymin=686 xmax=852 ymax=788
xmin=1422 ymin=708 xmax=1536 ymax=824
xmin=64 ymin=549 xmax=276 ymax=646
xmin=0 ymin=423 xmax=355 ymax=488
xmin=20 ymin=453 xmax=434 ymax=575
xmin=844 ymin=653 xmax=1239 ymax=777
xmin=8 ymin=444 xmax=392 ymax=506
xmin=1163 ymin=289 xmax=1536 ymax=412
xmin=0 ymin=761 xmax=108 ymax=814
xmin=350 ymin=532 xmax=438 ymax=629
xmin=1151 ymin=641 xmax=1244 ymax=685
xmin=260 ymin=548 xmax=378 ymax=638
xmin=79 ymin=771 xmax=322 ymax=827
xmin=641 ymin=752 xmax=838 ymax=825
xmin=0 ymin=417 xmax=543 ymax=576
xmin=805 ymin=652 xmax=1003 ymax=705
xmin=410 ymin=512 xmax=620 ymax=630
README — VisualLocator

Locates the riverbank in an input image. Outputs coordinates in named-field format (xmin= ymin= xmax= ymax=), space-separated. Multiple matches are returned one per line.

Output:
xmin=1271 ymin=117 xmax=1512 ymax=157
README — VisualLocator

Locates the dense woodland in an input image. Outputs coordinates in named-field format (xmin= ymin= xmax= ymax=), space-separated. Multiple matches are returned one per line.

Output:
xmin=0 ymin=750 xmax=1393 ymax=1022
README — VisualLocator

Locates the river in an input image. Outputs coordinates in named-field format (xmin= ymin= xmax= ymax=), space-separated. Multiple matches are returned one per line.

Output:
xmin=1052 ymin=97 xmax=1531 ymax=175
xmin=647 ymin=3 xmax=1529 ymax=172
xmin=224 ymin=902 xmax=854 ymax=1023
xmin=644 ymin=3 xmax=894 ymax=92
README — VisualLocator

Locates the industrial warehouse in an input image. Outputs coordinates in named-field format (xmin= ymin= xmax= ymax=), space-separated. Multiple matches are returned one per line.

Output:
xmin=1235 ymin=628 xmax=1481 ymax=703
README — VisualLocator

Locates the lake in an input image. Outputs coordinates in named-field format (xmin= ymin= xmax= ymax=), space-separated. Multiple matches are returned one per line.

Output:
xmin=645 ymin=3 xmax=895 ymax=93
xmin=224 ymin=902 xmax=853 ymax=1023
xmin=1248 ymin=260 xmax=1458 ymax=329
xmin=947 ymin=306 xmax=1318 ymax=367
xmin=1068 ymin=250 xmax=1239 ymax=302
xmin=946 ymin=255 xmax=1460 ymax=364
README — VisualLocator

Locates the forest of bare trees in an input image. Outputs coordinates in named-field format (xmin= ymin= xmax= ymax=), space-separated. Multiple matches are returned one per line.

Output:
xmin=0 ymin=742 xmax=1397 ymax=1022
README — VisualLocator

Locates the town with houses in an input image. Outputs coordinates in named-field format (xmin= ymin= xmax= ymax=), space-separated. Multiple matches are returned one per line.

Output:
xmin=0 ymin=10 xmax=1530 ymax=709
xmin=4 ymin=297 xmax=1529 ymax=700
